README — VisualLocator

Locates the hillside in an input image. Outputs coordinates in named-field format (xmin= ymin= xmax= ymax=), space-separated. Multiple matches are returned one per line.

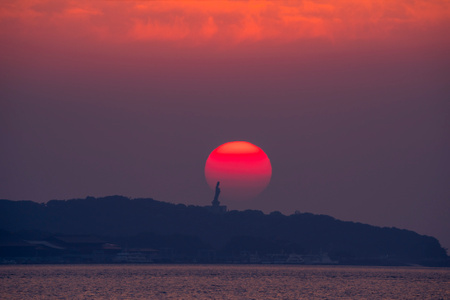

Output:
xmin=0 ymin=196 xmax=447 ymax=265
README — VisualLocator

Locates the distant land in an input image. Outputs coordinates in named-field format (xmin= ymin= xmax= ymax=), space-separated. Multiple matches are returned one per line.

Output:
xmin=0 ymin=196 xmax=448 ymax=266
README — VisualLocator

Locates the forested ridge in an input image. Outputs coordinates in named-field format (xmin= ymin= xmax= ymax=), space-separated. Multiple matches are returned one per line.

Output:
xmin=0 ymin=196 xmax=447 ymax=265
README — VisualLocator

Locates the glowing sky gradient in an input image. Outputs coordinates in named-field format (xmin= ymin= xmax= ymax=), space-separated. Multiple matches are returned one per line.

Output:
xmin=2 ymin=0 xmax=449 ymax=44
xmin=1 ymin=1 xmax=449 ymax=249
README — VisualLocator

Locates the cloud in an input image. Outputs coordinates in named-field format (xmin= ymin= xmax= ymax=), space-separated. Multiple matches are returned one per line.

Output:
xmin=130 ymin=16 xmax=190 ymax=41
xmin=1 ymin=0 xmax=449 ymax=44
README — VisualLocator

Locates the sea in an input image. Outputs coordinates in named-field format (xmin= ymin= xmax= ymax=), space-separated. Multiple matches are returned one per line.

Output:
xmin=0 ymin=264 xmax=449 ymax=299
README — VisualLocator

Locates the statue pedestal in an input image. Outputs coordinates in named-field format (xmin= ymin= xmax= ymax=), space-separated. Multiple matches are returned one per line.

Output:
xmin=205 ymin=204 xmax=227 ymax=214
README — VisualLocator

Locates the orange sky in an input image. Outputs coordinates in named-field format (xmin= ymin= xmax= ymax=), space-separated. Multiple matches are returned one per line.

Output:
xmin=1 ymin=0 xmax=449 ymax=45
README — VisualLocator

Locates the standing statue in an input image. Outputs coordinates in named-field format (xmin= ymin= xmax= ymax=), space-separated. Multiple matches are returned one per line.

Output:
xmin=212 ymin=181 xmax=221 ymax=207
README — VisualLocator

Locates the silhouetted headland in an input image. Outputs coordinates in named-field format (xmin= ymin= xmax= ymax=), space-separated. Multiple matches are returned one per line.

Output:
xmin=0 ymin=196 xmax=448 ymax=266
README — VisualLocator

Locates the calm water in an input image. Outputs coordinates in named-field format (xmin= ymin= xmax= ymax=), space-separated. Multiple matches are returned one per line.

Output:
xmin=0 ymin=264 xmax=449 ymax=299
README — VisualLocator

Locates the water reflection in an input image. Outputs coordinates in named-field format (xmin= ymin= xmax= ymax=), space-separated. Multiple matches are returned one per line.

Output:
xmin=0 ymin=265 xmax=449 ymax=299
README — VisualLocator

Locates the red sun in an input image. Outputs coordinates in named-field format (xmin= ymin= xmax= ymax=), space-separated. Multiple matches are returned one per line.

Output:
xmin=205 ymin=141 xmax=272 ymax=200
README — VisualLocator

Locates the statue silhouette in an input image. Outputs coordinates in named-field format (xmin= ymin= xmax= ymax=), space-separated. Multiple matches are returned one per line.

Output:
xmin=212 ymin=181 xmax=220 ymax=207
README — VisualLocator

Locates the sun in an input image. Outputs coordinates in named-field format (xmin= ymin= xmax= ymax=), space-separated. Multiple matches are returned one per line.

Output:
xmin=205 ymin=141 xmax=272 ymax=200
